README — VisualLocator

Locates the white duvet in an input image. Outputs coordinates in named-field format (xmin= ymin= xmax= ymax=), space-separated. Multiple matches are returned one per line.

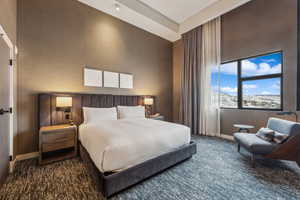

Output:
xmin=79 ymin=119 xmax=191 ymax=172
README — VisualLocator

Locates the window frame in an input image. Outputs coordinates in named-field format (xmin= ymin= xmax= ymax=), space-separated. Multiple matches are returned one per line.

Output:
xmin=219 ymin=51 xmax=283 ymax=111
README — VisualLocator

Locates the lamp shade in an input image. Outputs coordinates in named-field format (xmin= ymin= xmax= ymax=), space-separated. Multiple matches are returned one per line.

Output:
xmin=56 ymin=97 xmax=72 ymax=108
xmin=144 ymin=97 xmax=154 ymax=105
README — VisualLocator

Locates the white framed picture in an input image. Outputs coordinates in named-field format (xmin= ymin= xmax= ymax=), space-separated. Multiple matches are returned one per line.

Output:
xmin=84 ymin=68 xmax=102 ymax=87
xmin=120 ymin=73 xmax=133 ymax=89
xmin=104 ymin=71 xmax=119 ymax=88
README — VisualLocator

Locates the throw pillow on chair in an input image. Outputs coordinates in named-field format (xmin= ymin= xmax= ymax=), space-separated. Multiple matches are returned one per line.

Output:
xmin=256 ymin=128 xmax=275 ymax=142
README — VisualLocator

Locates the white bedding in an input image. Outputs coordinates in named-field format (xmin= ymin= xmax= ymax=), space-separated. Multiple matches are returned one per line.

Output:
xmin=79 ymin=119 xmax=191 ymax=172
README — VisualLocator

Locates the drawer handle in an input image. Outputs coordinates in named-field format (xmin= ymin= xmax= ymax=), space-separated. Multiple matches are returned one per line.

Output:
xmin=44 ymin=138 xmax=72 ymax=144
xmin=54 ymin=138 xmax=70 ymax=142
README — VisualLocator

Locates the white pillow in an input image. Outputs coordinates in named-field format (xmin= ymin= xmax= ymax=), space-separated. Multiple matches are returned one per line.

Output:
xmin=83 ymin=107 xmax=117 ymax=124
xmin=117 ymin=106 xmax=145 ymax=119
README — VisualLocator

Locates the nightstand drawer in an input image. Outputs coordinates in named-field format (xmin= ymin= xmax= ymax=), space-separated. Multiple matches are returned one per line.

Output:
xmin=42 ymin=139 xmax=75 ymax=152
xmin=39 ymin=124 xmax=77 ymax=165
xmin=42 ymin=131 xmax=74 ymax=144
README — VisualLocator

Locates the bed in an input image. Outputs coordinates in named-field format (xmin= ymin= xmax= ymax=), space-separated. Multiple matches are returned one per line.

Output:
xmin=79 ymin=118 xmax=192 ymax=173
xmin=38 ymin=93 xmax=197 ymax=198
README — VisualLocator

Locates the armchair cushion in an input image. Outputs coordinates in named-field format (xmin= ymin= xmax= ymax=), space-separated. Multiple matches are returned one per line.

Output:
xmin=267 ymin=118 xmax=300 ymax=137
xmin=234 ymin=133 xmax=277 ymax=155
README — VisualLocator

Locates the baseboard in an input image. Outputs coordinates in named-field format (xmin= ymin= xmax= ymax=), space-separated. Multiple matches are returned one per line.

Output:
xmin=9 ymin=152 xmax=39 ymax=173
xmin=219 ymin=134 xmax=234 ymax=141
xmin=15 ymin=152 xmax=39 ymax=161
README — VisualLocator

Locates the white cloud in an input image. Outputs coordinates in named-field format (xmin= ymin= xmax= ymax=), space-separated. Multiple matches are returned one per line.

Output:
xmin=261 ymin=58 xmax=276 ymax=63
xmin=221 ymin=87 xmax=237 ymax=93
xmin=212 ymin=62 xmax=237 ymax=75
xmin=243 ymin=84 xmax=257 ymax=89
xmin=220 ymin=62 xmax=238 ymax=74
xmin=258 ymin=63 xmax=281 ymax=75
xmin=212 ymin=85 xmax=219 ymax=92
xmin=240 ymin=60 xmax=257 ymax=75
xmin=261 ymin=91 xmax=271 ymax=95
xmin=215 ymin=60 xmax=281 ymax=77
xmin=272 ymin=80 xmax=281 ymax=89
xmin=241 ymin=60 xmax=281 ymax=76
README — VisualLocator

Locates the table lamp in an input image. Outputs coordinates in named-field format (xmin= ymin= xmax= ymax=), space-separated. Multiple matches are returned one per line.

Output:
xmin=144 ymin=97 xmax=154 ymax=117
xmin=56 ymin=97 xmax=73 ymax=124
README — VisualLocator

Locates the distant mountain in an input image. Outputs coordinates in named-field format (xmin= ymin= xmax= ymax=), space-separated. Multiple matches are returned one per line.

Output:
xmin=213 ymin=92 xmax=280 ymax=109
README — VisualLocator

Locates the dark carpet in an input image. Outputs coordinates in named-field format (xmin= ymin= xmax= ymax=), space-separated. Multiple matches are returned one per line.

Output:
xmin=1 ymin=136 xmax=300 ymax=200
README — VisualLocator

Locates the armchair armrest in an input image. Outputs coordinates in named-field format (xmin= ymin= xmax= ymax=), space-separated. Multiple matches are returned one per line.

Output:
xmin=265 ymin=134 xmax=300 ymax=161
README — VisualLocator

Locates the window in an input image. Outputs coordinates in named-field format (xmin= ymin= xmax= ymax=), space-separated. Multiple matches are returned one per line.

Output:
xmin=212 ymin=51 xmax=283 ymax=110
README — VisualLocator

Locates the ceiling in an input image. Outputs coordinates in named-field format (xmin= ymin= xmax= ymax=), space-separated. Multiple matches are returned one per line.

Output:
xmin=139 ymin=0 xmax=220 ymax=23
xmin=78 ymin=0 xmax=252 ymax=42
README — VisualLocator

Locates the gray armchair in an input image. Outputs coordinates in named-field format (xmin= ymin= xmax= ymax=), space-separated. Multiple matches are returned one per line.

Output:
xmin=234 ymin=118 xmax=300 ymax=167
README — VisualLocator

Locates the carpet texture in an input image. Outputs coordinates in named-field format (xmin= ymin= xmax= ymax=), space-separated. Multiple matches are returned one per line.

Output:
xmin=1 ymin=136 xmax=300 ymax=200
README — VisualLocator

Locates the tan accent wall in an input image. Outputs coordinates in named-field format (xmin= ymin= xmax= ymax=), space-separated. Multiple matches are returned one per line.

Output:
xmin=220 ymin=0 xmax=297 ymax=135
xmin=172 ymin=0 xmax=297 ymax=135
xmin=17 ymin=0 xmax=173 ymax=154
xmin=0 ymin=0 xmax=17 ymax=44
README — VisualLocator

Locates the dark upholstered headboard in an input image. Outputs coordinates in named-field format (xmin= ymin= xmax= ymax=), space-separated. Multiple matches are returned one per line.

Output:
xmin=38 ymin=93 xmax=155 ymax=128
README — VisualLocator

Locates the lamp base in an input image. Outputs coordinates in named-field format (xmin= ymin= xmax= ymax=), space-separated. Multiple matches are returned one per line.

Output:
xmin=145 ymin=105 xmax=152 ymax=117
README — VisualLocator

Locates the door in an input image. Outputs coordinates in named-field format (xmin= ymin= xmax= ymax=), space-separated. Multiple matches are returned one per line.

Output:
xmin=0 ymin=35 xmax=11 ymax=185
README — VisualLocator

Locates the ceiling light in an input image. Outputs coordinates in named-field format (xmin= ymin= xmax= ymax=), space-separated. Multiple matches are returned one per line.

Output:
xmin=115 ymin=3 xmax=120 ymax=11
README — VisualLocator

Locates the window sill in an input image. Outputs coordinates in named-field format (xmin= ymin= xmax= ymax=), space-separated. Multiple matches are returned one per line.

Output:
xmin=220 ymin=107 xmax=282 ymax=111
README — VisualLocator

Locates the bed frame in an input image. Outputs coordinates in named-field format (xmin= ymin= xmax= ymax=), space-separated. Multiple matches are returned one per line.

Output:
xmin=38 ymin=93 xmax=197 ymax=198
xmin=80 ymin=142 xmax=196 ymax=198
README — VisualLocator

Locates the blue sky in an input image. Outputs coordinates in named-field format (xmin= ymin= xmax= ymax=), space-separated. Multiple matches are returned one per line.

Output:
xmin=212 ymin=52 xmax=282 ymax=96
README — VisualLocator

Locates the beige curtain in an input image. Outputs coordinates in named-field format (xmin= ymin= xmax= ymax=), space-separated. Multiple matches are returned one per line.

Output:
xmin=200 ymin=17 xmax=221 ymax=136
xmin=180 ymin=17 xmax=221 ymax=136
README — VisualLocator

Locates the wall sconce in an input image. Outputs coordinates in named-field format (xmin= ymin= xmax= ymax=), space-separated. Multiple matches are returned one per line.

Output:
xmin=144 ymin=97 xmax=154 ymax=117
xmin=56 ymin=97 xmax=73 ymax=124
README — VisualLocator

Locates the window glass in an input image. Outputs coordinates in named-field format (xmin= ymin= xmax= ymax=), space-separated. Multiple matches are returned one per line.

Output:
xmin=211 ymin=52 xmax=282 ymax=110
xmin=242 ymin=78 xmax=281 ymax=109
xmin=211 ymin=62 xmax=238 ymax=108
xmin=241 ymin=52 xmax=282 ymax=77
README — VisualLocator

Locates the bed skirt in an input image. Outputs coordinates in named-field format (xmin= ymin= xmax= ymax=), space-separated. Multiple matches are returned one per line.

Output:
xmin=79 ymin=141 xmax=197 ymax=197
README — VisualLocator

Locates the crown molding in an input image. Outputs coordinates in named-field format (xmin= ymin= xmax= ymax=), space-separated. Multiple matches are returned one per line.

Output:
xmin=116 ymin=0 xmax=179 ymax=32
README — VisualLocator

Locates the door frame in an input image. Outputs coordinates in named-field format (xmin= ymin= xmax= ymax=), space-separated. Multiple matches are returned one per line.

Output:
xmin=0 ymin=25 xmax=16 ymax=158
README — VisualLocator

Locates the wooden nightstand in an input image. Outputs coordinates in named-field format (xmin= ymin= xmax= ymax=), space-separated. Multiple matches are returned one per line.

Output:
xmin=39 ymin=124 xmax=77 ymax=165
